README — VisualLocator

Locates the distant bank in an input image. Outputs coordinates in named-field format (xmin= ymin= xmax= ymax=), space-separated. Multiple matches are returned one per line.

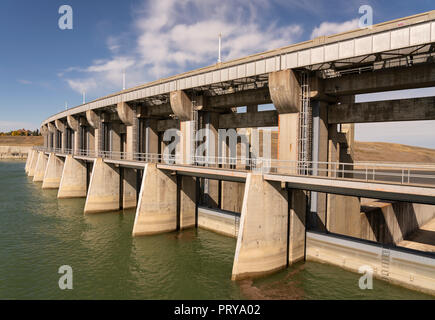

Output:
xmin=0 ymin=136 xmax=43 ymax=159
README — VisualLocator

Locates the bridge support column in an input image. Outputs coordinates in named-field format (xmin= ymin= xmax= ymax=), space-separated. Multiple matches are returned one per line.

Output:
xmin=202 ymin=111 xmax=220 ymax=208
xmin=55 ymin=120 xmax=67 ymax=153
xmin=327 ymin=118 xmax=361 ymax=237
xmin=132 ymin=163 xmax=177 ymax=236
xmin=117 ymin=102 xmax=138 ymax=160
xmin=84 ymin=158 xmax=120 ymax=214
xmin=33 ymin=152 xmax=48 ymax=182
xmin=269 ymin=69 xmax=300 ymax=174
xmin=58 ymin=155 xmax=87 ymax=198
xmin=169 ymin=90 xmax=195 ymax=165
xmin=67 ymin=115 xmax=80 ymax=154
xmin=86 ymin=110 xmax=101 ymax=156
xmin=42 ymin=153 xmax=65 ymax=189
xmin=232 ymin=174 xmax=289 ymax=280
xmin=309 ymin=100 xmax=329 ymax=231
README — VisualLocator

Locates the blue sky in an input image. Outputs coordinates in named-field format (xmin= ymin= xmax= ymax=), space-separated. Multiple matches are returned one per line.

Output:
xmin=0 ymin=0 xmax=434 ymax=147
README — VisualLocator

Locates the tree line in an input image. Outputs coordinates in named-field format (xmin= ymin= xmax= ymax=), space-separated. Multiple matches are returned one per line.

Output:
xmin=0 ymin=129 xmax=41 ymax=136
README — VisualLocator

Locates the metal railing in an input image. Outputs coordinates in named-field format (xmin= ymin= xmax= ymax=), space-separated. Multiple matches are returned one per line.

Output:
xmin=32 ymin=147 xmax=435 ymax=187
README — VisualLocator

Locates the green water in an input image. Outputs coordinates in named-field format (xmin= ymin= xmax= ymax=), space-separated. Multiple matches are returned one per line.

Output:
xmin=0 ymin=160 xmax=433 ymax=300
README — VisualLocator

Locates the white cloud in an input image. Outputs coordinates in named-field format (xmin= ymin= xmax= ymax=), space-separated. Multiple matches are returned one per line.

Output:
xmin=61 ymin=0 xmax=303 ymax=97
xmin=0 ymin=121 xmax=38 ymax=132
xmin=18 ymin=79 xmax=32 ymax=85
xmin=311 ymin=18 xmax=359 ymax=39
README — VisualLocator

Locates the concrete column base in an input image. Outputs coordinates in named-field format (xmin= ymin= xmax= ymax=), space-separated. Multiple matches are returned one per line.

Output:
xmin=84 ymin=158 xmax=120 ymax=214
xmin=58 ymin=155 xmax=87 ymax=198
xmin=42 ymin=153 xmax=65 ymax=189
xmin=132 ymin=163 xmax=177 ymax=236
xmin=232 ymin=174 xmax=289 ymax=280
xmin=33 ymin=152 xmax=48 ymax=182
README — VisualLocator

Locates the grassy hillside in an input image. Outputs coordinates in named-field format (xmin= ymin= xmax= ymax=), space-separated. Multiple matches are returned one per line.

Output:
xmin=0 ymin=136 xmax=43 ymax=146
xmin=354 ymin=141 xmax=435 ymax=163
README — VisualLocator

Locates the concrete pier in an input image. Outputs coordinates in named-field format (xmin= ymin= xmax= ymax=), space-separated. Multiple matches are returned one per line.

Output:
xmin=33 ymin=152 xmax=48 ymax=182
xmin=232 ymin=174 xmax=289 ymax=280
xmin=132 ymin=163 xmax=177 ymax=236
xmin=42 ymin=153 xmax=65 ymax=189
xmin=27 ymin=150 xmax=39 ymax=177
xmin=58 ymin=155 xmax=87 ymax=198
xmin=84 ymin=158 xmax=120 ymax=214
xmin=24 ymin=149 xmax=34 ymax=174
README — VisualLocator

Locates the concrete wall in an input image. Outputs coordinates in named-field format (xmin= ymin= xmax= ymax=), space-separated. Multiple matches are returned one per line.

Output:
xmin=0 ymin=146 xmax=32 ymax=159
xmin=198 ymin=207 xmax=240 ymax=238
xmin=306 ymin=232 xmax=435 ymax=296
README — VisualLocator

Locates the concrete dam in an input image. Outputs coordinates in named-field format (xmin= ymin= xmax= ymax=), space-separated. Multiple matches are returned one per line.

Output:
xmin=26 ymin=10 xmax=435 ymax=295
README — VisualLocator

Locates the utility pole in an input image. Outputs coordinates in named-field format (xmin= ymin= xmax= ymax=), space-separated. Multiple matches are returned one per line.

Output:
xmin=122 ymin=68 xmax=126 ymax=90
xmin=82 ymin=91 xmax=86 ymax=104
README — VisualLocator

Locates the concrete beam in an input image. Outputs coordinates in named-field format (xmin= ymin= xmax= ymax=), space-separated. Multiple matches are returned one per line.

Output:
xmin=218 ymin=110 xmax=278 ymax=128
xmin=48 ymin=122 xmax=56 ymax=133
xmin=205 ymin=88 xmax=272 ymax=109
xmin=170 ymin=90 xmax=193 ymax=121
xmin=117 ymin=102 xmax=135 ymax=126
xmin=269 ymin=70 xmax=300 ymax=114
xmin=324 ymin=64 xmax=435 ymax=96
xmin=58 ymin=155 xmax=87 ymax=198
xmin=42 ymin=153 xmax=65 ymax=189
xmin=84 ymin=158 xmax=120 ymax=213
xmin=232 ymin=174 xmax=289 ymax=280
xmin=137 ymin=103 xmax=173 ymax=118
xmin=86 ymin=110 xmax=100 ymax=129
xmin=67 ymin=115 xmax=79 ymax=131
xmin=132 ymin=163 xmax=177 ymax=236
xmin=55 ymin=119 xmax=66 ymax=132
xmin=328 ymin=96 xmax=435 ymax=124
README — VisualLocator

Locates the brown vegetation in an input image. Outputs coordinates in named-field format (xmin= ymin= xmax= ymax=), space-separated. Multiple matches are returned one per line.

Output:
xmin=0 ymin=136 xmax=43 ymax=146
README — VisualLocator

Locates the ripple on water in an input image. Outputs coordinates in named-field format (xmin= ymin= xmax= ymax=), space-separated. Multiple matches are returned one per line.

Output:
xmin=0 ymin=161 xmax=433 ymax=300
